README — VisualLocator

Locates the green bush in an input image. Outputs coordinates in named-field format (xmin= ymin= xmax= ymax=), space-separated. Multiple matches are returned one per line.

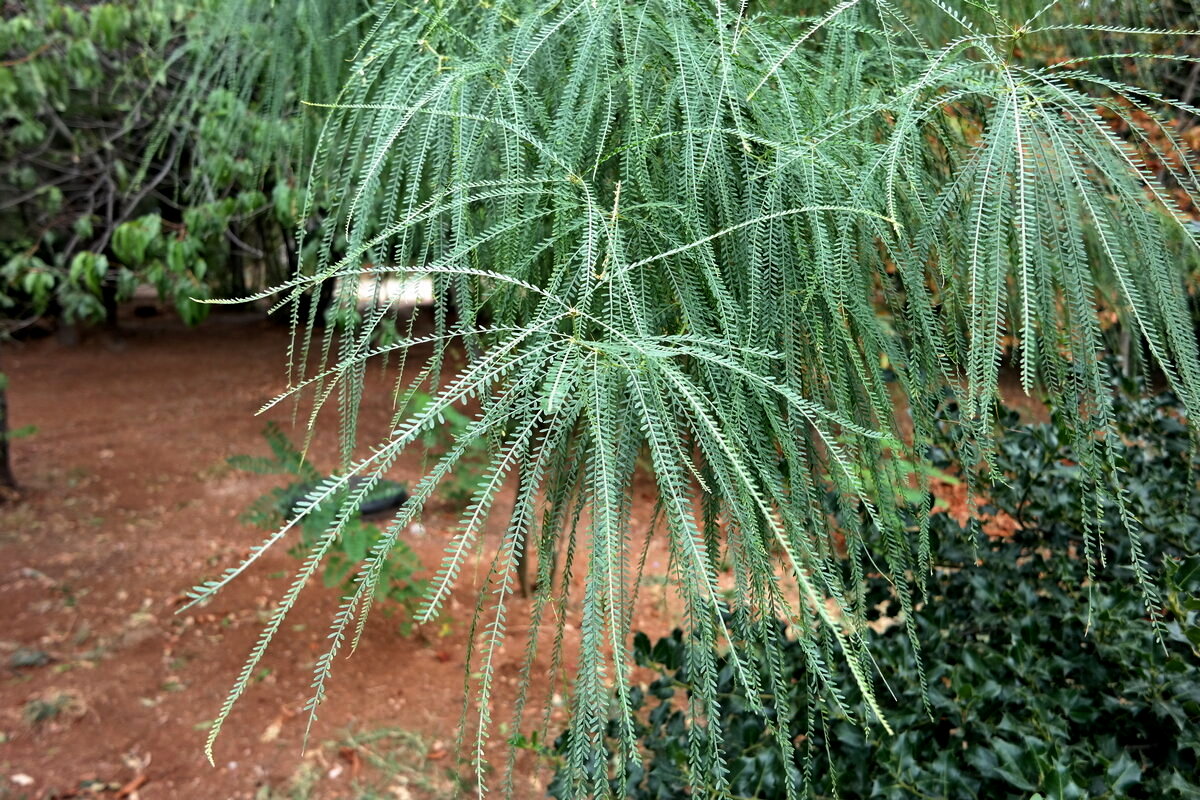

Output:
xmin=989 ymin=373 xmax=1200 ymax=565
xmin=549 ymin=380 xmax=1200 ymax=799
xmin=0 ymin=1 xmax=296 ymax=328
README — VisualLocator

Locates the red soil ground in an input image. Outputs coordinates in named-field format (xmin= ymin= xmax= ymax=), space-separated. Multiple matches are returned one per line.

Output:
xmin=0 ymin=312 xmax=684 ymax=799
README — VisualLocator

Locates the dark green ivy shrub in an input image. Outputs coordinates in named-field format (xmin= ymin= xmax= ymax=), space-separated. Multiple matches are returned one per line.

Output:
xmin=549 ymin=379 xmax=1200 ymax=799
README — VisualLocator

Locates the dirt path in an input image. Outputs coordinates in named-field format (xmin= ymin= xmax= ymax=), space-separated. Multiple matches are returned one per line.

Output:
xmin=1 ymin=313 xmax=655 ymax=800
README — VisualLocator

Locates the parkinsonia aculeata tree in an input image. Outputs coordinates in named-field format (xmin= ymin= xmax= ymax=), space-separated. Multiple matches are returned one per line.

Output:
xmin=174 ymin=1 xmax=1200 ymax=795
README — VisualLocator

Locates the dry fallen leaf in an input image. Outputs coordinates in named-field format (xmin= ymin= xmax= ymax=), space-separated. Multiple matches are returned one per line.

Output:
xmin=338 ymin=746 xmax=363 ymax=779
xmin=259 ymin=717 xmax=284 ymax=743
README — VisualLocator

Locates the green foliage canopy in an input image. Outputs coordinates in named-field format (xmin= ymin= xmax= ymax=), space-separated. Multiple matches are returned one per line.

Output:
xmin=0 ymin=1 xmax=302 ymax=329
xmin=172 ymin=1 xmax=1200 ymax=795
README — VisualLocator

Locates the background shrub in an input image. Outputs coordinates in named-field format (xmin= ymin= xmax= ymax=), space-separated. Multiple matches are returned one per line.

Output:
xmin=550 ymin=377 xmax=1200 ymax=799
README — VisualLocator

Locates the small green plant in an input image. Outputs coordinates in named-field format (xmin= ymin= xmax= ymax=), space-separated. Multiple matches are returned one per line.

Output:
xmin=22 ymin=692 xmax=80 ymax=726
xmin=230 ymin=424 xmax=425 ymax=632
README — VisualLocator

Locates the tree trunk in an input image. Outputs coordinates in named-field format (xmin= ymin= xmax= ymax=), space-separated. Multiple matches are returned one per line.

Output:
xmin=0 ymin=359 xmax=16 ymax=494
xmin=101 ymin=264 xmax=121 ymax=331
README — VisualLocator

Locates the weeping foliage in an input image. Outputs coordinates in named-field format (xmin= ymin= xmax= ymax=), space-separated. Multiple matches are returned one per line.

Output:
xmin=177 ymin=1 xmax=1200 ymax=796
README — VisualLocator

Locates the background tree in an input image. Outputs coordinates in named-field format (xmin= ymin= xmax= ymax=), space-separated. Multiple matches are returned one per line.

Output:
xmin=0 ymin=0 xmax=322 ymax=490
